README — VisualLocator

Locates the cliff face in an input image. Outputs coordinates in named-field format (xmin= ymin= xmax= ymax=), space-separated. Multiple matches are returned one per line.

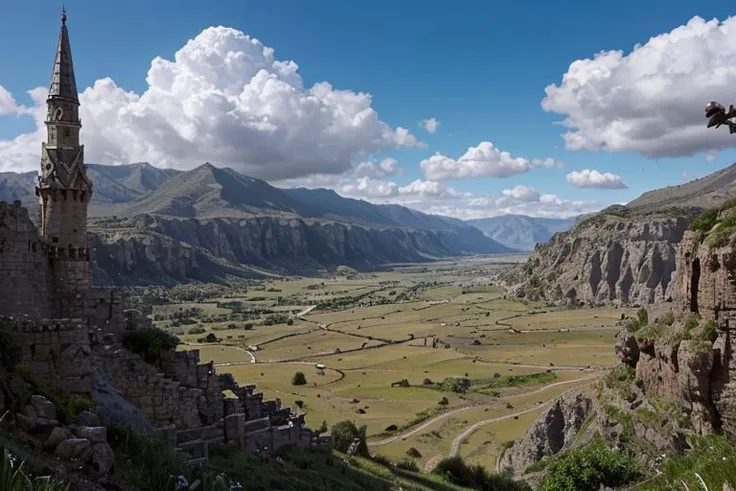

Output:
xmin=676 ymin=229 xmax=736 ymax=438
xmin=504 ymin=213 xmax=692 ymax=305
xmin=88 ymin=214 xmax=487 ymax=285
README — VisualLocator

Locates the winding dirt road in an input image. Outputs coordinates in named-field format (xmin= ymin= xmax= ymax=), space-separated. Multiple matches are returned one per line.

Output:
xmin=368 ymin=375 xmax=597 ymax=448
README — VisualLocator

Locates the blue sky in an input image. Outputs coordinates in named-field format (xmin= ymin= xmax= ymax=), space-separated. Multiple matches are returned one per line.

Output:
xmin=1 ymin=0 xmax=735 ymax=219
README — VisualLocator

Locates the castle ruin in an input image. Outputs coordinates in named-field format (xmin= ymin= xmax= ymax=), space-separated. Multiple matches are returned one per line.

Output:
xmin=1 ymin=10 xmax=322 ymax=462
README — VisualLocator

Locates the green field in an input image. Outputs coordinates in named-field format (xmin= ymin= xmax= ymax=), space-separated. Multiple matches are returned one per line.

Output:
xmin=145 ymin=256 xmax=622 ymax=475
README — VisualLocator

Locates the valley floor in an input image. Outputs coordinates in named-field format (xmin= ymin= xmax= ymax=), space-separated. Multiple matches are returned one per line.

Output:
xmin=141 ymin=256 xmax=635 ymax=475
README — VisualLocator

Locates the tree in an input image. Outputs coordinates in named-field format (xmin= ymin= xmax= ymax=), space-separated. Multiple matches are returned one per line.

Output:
xmin=318 ymin=420 xmax=328 ymax=434
xmin=330 ymin=420 xmax=368 ymax=456
xmin=291 ymin=371 xmax=307 ymax=386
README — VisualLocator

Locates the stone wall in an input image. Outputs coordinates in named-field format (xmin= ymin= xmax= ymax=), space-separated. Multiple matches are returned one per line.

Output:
xmin=0 ymin=201 xmax=50 ymax=319
xmin=83 ymin=287 xmax=124 ymax=334
xmin=5 ymin=317 xmax=92 ymax=393
xmin=158 ymin=349 xmax=224 ymax=424
xmin=93 ymin=347 xmax=207 ymax=428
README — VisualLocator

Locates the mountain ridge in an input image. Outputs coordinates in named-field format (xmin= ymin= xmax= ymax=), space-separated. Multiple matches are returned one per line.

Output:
xmin=0 ymin=162 xmax=515 ymax=285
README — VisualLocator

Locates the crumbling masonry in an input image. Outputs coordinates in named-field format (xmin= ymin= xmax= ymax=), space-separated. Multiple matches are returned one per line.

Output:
xmin=0 ymin=11 xmax=323 ymax=462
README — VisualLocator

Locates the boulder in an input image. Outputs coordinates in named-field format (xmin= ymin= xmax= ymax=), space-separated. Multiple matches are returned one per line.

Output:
xmin=78 ymin=410 xmax=100 ymax=427
xmin=44 ymin=426 xmax=72 ymax=450
xmin=74 ymin=426 xmax=107 ymax=444
xmin=85 ymin=443 xmax=115 ymax=478
xmin=30 ymin=395 xmax=56 ymax=420
xmin=55 ymin=437 xmax=91 ymax=460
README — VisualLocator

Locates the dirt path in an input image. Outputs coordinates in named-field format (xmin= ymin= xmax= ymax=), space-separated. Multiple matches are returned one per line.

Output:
xmin=449 ymin=403 xmax=552 ymax=458
xmin=296 ymin=305 xmax=317 ymax=318
xmin=449 ymin=377 xmax=598 ymax=459
xmin=368 ymin=376 xmax=597 ymax=448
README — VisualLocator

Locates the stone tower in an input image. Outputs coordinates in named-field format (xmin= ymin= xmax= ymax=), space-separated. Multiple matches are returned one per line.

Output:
xmin=36 ymin=8 xmax=93 ymax=318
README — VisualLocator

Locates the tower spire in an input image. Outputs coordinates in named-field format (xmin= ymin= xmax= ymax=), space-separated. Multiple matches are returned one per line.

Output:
xmin=49 ymin=6 xmax=78 ymax=103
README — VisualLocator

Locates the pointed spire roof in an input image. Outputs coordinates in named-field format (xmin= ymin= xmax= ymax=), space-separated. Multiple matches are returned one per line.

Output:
xmin=48 ymin=7 xmax=79 ymax=103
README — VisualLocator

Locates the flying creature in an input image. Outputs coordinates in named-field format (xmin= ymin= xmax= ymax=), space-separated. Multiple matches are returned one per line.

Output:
xmin=705 ymin=101 xmax=736 ymax=134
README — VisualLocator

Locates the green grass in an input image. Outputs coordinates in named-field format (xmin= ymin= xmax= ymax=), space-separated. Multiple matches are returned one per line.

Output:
xmin=636 ymin=435 xmax=736 ymax=490
xmin=473 ymin=372 xmax=559 ymax=395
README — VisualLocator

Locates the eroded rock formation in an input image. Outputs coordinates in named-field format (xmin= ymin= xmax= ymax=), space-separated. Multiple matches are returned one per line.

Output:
xmin=504 ymin=213 xmax=692 ymax=305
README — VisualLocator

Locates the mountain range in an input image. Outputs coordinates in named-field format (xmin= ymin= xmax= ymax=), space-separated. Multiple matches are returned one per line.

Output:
xmin=0 ymin=162 xmax=518 ymax=285
xmin=466 ymin=215 xmax=577 ymax=251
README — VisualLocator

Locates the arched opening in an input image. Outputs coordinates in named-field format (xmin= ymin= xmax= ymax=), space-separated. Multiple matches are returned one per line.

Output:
xmin=690 ymin=258 xmax=701 ymax=313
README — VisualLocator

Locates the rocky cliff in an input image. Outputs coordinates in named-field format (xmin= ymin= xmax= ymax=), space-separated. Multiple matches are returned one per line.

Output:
xmin=503 ymin=208 xmax=696 ymax=305
xmin=503 ymin=220 xmax=736 ymax=482
xmin=89 ymin=213 xmax=496 ymax=285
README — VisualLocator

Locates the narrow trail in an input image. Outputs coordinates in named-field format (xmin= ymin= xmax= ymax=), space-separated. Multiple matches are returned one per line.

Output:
xmin=296 ymin=305 xmax=317 ymax=318
xmin=368 ymin=375 xmax=598 ymax=448
xmin=449 ymin=403 xmax=552 ymax=458
xmin=449 ymin=378 xmax=598 ymax=459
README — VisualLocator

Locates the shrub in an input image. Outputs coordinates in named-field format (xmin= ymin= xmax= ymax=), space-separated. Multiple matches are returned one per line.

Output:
xmin=439 ymin=377 xmax=470 ymax=393
xmin=699 ymin=319 xmax=718 ymax=343
xmin=395 ymin=459 xmax=419 ymax=472
xmin=433 ymin=456 xmax=531 ymax=491
xmin=122 ymin=327 xmax=180 ymax=364
xmin=660 ymin=312 xmax=675 ymax=326
xmin=291 ymin=371 xmax=307 ymax=386
xmin=636 ymin=307 xmax=648 ymax=326
xmin=330 ymin=420 xmax=368 ymax=456
xmin=689 ymin=208 xmax=718 ymax=233
xmin=538 ymin=437 xmax=639 ymax=491
xmin=406 ymin=447 xmax=422 ymax=458
xmin=438 ymin=397 xmax=450 ymax=406
xmin=684 ymin=313 xmax=700 ymax=331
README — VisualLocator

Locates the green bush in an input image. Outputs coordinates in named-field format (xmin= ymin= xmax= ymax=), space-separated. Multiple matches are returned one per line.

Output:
xmin=292 ymin=371 xmax=307 ymax=386
xmin=432 ymin=456 xmax=531 ymax=491
xmin=330 ymin=420 xmax=368 ymax=457
xmin=660 ymin=312 xmax=675 ymax=326
xmin=636 ymin=307 xmax=648 ymax=326
xmin=538 ymin=438 xmax=639 ymax=491
xmin=699 ymin=319 xmax=718 ymax=343
xmin=122 ymin=327 xmax=180 ymax=364
xmin=689 ymin=208 xmax=718 ymax=233
xmin=438 ymin=377 xmax=469 ymax=394
xmin=394 ymin=459 xmax=419 ymax=472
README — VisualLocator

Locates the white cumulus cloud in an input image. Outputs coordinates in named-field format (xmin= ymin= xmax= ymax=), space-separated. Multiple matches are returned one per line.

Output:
xmin=419 ymin=117 xmax=439 ymax=134
xmin=566 ymin=169 xmax=627 ymax=189
xmin=0 ymin=86 xmax=27 ymax=116
xmin=353 ymin=158 xmax=400 ymax=179
xmin=542 ymin=16 xmax=736 ymax=159
xmin=0 ymin=26 xmax=419 ymax=179
xmin=420 ymin=141 xmax=563 ymax=181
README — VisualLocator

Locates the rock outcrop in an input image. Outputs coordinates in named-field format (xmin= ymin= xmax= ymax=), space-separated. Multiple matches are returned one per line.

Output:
xmin=504 ymin=210 xmax=694 ymax=305
xmin=677 ymin=228 xmax=736 ymax=439
xmin=500 ymin=392 xmax=594 ymax=475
